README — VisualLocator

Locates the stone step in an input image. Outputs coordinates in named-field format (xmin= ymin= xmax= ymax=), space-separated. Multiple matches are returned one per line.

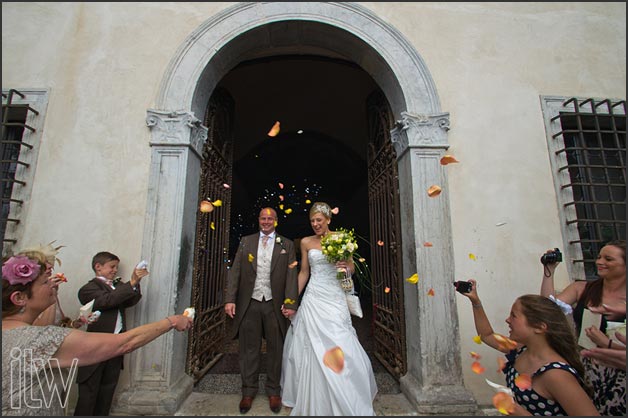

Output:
xmin=194 ymin=372 xmax=400 ymax=395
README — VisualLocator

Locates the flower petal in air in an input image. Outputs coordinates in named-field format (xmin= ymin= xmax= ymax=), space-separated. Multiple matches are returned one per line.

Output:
xmin=284 ymin=208 xmax=293 ymax=214
xmin=279 ymin=204 xmax=284 ymax=210
xmin=199 ymin=200 xmax=214 ymax=213
xmin=468 ymin=253 xmax=477 ymax=261
xmin=212 ymin=199 xmax=222 ymax=207
xmin=473 ymin=335 xmax=482 ymax=344
xmin=377 ymin=240 xmax=385 ymax=246
xmin=331 ymin=207 xmax=340 ymax=215
xmin=323 ymin=346 xmax=345 ymax=374
xmin=210 ymin=222 xmax=215 ymax=230
xmin=223 ymin=183 xmax=231 ymax=189
xmin=470 ymin=351 xmax=481 ymax=360
xmin=267 ymin=121 xmax=280 ymax=137
xmin=279 ymin=195 xmax=284 ymax=201
xmin=427 ymin=288 xmax=435 ymax=296
xmin=278 ymin=182 xmax=284 ymax=189
xmin=514 ymin=374 xmax=532 ymax=391
xmin=384 ymin=287 xmax=390 ymax=293
xmin=440 ymin=155 xmax=459 ymax=165
xmin=405 ymin=273 xmax=419 ymax=284
xmin=305 ymin=199 xmax=311 ymax=204
xmin=423 ymin=242 xmax=433 ymax=247
xmin=248 ymin=254 xmax=255 ymax=263
xmin=471 ymin=361 xmax=485 ymax=374
xmin=497 ymin=357 xmax=507 ymax=372
xmin=274 ymin=221 xmax=278 ymax=228
xmin=493 ymin=333 xmax=518 ymax=351
xmin=492 ymin=392 xmax=515 ymax=415
xmin=427 ymin=185 xmax=442 ymax=197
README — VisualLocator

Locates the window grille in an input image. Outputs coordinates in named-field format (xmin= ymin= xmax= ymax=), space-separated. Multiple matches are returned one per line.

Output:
xmin=1 ymin=89 xmax=39 ymax=255
xmin=542 ymin=96 xmax=626 ymax=280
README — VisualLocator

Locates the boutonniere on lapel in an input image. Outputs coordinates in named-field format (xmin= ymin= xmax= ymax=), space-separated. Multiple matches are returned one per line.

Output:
xmin=112 ymin=276 xmax=122 ymax=286
xmin=276 ymin=236 xmax=287 ymax=254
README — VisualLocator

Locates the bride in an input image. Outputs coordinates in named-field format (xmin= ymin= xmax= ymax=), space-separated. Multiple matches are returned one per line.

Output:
xmin=280 ymin=202 xmax=377 ymax=415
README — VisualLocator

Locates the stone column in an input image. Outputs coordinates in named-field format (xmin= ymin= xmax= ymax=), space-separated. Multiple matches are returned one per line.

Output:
xmin=393 ymin=112 xmax=478 ymax=414
xmin=113 ymin=110 xmax=206 ymax=415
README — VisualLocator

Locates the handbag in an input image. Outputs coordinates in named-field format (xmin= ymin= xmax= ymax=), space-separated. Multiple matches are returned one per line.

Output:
xmin=345 ymin=294 xmax=363 ymax=318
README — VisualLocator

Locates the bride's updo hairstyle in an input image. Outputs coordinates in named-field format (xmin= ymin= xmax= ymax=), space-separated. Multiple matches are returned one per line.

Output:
xmin=310 ymin=202 xmax=332 ymax=219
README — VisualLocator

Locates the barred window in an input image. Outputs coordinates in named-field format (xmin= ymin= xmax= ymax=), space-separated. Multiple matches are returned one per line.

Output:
xmin=541 ymin=96 xmax=626 ymax=280
xmin=1 ymin=89 xmax=49 ymax=256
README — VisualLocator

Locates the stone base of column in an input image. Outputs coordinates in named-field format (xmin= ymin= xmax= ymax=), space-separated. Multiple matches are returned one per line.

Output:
xmin=400 ymin=373 xmax=479 ymax=415
xmin=111 ymin=374 xmax=194 ymax=416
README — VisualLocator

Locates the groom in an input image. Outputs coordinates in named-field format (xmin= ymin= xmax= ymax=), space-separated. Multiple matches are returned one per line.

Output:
xmin=225 ymin=207 xmax=299 ymax=414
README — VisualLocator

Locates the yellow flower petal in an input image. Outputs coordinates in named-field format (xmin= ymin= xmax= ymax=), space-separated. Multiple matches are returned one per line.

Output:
xmin=405 ymin=273 xmax=419 ymax=284
xmin=212 ymin=199 xmax=223 ymax=207
xmin=473 ymin=335 xmax=482 ymax=344
xmin=469 ymin=253 xmax=477 ymax=261
xmin=210 ymin=221 xmax=215 ymax=230
xmin=283 ymin=298 xmax=296 ymax=305
xmin=284 ymin=208 xmax=293 ymax=214
xmin=248 ymin=254 xmax=255 ymax=263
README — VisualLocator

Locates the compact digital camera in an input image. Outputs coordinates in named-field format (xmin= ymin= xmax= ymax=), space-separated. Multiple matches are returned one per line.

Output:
xmin=453 ymin=280 xmax=473 ymax=294
xmin=540 ymin=248 xmax=562 ymax=265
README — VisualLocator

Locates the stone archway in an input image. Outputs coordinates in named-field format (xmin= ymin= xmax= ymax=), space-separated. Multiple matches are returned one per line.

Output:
xmin=121 ymin=2 xmax=476 ymax=415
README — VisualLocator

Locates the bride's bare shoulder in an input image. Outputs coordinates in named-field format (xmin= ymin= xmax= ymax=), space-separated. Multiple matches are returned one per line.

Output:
xmin=300 ymin=235 xmax=318 ymax=247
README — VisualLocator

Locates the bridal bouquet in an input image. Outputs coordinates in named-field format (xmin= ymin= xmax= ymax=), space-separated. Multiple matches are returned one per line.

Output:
xmin=321 ymin=228 xmax=358 ymax=291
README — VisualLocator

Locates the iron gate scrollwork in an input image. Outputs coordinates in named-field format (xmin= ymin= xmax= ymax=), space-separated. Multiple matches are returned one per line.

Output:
xmin=186 ymin=88 xmax=234 ymax=382
xmin=367 ymin=90 xmax=407 ymax=380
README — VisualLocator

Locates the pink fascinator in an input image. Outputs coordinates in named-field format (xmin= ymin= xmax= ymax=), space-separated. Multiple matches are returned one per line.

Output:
xmin=2 ymin=255 xmax=41 ymax=286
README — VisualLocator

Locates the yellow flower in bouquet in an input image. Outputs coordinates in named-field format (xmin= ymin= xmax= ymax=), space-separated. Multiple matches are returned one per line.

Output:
xmin=321 ymin=228 xmax=358 ymax=279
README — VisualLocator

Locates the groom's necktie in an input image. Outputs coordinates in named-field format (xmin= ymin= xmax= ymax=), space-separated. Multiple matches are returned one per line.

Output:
xmin=262 ymin=234 xmax=270 ymax=248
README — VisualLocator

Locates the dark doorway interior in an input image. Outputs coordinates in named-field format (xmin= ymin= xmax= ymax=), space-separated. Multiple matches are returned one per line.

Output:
xmin=200 ymin=55 xmax=396 ymax=389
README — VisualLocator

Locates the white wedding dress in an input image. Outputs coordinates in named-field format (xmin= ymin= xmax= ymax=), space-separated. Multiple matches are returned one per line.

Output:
xmin=281 ymin=249 xmax=377 ymax=416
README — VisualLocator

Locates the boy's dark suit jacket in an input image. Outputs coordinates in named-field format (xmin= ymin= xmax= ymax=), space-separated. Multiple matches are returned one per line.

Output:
xmin=75 ymin=278 xmax=142 ymax=382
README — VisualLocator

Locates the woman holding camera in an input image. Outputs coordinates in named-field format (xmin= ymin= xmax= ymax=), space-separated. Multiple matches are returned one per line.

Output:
xmin=539 ymin=240 xmax=626 ymax=416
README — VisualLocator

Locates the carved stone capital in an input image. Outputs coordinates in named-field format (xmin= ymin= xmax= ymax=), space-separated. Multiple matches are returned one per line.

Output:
xmin=146 ymin=109 xmax=207 ymax=157
xmin=392 ymin=112 xmax=450 ymax=157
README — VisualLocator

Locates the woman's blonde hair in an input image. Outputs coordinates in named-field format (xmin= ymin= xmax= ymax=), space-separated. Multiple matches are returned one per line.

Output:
xmin=309 ymin=202 xmax=332 ymax=219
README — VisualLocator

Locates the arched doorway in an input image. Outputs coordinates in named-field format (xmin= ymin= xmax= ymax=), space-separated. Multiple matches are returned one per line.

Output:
xmin=133 ymin=3 xmax=476 ymax=415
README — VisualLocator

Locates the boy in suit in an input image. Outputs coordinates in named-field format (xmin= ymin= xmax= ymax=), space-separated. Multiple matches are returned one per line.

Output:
xmin=74 ymin=251 xmax=148 ymax=416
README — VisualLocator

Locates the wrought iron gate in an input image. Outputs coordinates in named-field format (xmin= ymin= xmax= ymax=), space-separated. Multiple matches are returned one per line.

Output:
xmin=186 ymin=88 xmax=234 ymax=381
xmin=367 ymin=91 xmax=407 ymax=380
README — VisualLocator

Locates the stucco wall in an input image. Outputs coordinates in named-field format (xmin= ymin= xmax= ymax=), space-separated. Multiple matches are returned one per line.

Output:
xmin=2 ymin=1 xmax=626 ymax=407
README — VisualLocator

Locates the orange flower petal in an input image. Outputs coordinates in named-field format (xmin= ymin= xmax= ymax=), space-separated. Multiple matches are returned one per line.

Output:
xmin=55 ymin=273 xmax=68 ymax=282
xmin=497 ymin=357 xmax=507 ymax=372
xmin=493 ymin=333 xmax=518 ymax=351
xmin=492 ymin=392 xmax=515 ymax=415
xmin=440 ymin=155 xmax=459 ymax=165
xmin=384 ymin=287 xmax=390 ymax=293
xmin=471 ymin=361 xmax=485 ymax=374
xmin=514 ymin=374 xmax=532 ymax=391
xmin=377 ymin=240 xmax=385 ymax=246
xmin=427 ymin=288 xmax=435 ymax=296
xmin=331 ymin=207 xmax=339 ymax=215
xmin=288 ymin=261 xmax=298 ymax=269
xmin=267 ymin=121 xmax=280 ymax=137
xmin=470 ymin=351 xmax=481 ymax=360
xmin=423 ymin=242 xmax=433 ymax=247
xmin=473 ymin=335 xmax=482 ymax=345
xmin=427 ymin=185 xmax=442 ymax=197
xmin=323 ymin=346 xmax=345 ymax=374
xmin=199 ymin=200 xmax=214 ymax=213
